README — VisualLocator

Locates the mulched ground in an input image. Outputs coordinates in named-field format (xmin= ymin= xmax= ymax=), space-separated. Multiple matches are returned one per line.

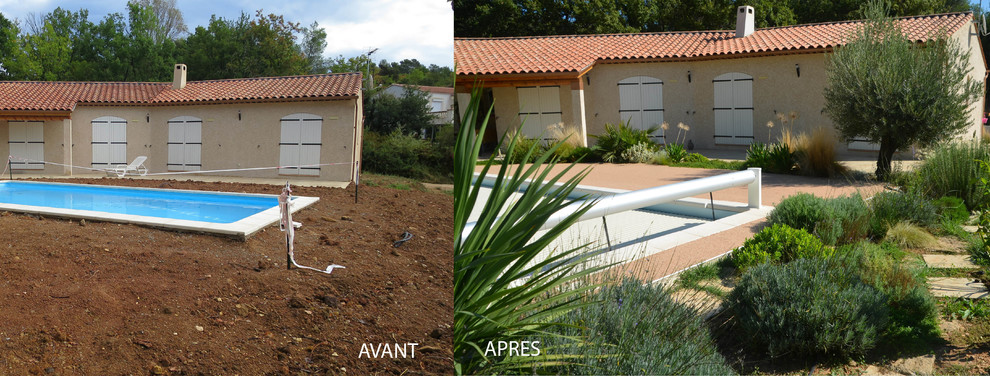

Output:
xmin=0 ymin=177 xmax=453 ymax=375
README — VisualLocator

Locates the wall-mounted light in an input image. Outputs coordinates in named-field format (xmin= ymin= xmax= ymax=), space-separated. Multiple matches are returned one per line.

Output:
xmin=238 ymin=110 xmax=242 ymax=121
xmin=795 ymin=64 xmax=800 ymax=77
xmin=585 ymin=76 xmax=590 ymax=86
xmin=146 ymin=113 xmax=150 ymax=123
xmin=687 ymin=71 xmax=692 ymax=83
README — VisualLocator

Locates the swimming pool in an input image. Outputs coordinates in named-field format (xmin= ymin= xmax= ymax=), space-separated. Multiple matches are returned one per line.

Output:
xmin=469 ymin=173 xmax=771 ymax=276
xmin=0 ymin=181 xmax=319 ymax=239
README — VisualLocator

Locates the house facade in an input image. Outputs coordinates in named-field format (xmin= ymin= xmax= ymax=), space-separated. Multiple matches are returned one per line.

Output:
xmin=383 ymin=83 xmax=456 ymax=125
xmin=454 ymin=9 xmax=987 ymax=155
xmin=0 ymin=65 xmax=363 ymax=181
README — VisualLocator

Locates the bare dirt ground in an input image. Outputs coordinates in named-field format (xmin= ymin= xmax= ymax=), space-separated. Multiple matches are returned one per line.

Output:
xmin=0 ymin=177 xmax=453 ymax=375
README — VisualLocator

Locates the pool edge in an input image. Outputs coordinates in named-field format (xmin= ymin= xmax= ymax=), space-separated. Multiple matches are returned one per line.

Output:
xmin=0 ymin=180 xmax=320 ymax=240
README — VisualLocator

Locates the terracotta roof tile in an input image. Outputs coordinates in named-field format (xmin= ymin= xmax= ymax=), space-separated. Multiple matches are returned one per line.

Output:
xmin=0 ymin=81 xmax=165 ymax=111
xmin=152 ymin=73 xmax=363 ymax=104
xmin=0 ymin=72 xmax=362 ymax=112
xmin=455 ymin=12 xmax=972 ymax=75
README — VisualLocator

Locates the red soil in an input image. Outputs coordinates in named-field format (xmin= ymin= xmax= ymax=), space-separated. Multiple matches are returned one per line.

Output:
xmin=0 ymin=178 xmax=453 ymax=375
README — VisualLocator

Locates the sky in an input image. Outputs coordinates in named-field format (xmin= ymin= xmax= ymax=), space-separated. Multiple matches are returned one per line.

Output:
xmin=0 ymin=0 xmax=455 ymax=68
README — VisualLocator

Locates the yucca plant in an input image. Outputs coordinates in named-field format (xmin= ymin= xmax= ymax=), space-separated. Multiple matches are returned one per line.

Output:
xmin=454 ymin=89 xmax=610 ymax=374
xmin=592 ymin=120 xmax=659 ymax=163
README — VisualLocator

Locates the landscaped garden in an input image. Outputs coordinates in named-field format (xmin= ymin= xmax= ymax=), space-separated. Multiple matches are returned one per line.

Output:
xmin=463 ymin=135 xmax=990 ymax=375
xmin=455 ymin=3 xmax=990 ymax=374
xmin=504 ymin=114 xmax=852 ymax=179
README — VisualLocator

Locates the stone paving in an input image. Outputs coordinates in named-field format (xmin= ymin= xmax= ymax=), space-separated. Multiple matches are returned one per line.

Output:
xmin=922 ymin=254 xmax=978 ymax=269
xmin=928 ymin=277 xmax=989 ymax=299
xmin=922 ymin=235 xmax=988 ymax=299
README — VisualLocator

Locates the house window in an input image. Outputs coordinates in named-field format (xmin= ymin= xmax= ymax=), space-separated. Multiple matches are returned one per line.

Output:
xmin=91 ymin=116 xmax=127 ymax=168
xmin=619 ymin=76 xmax=664 ymax=141
xmin=8 ymin=121 xmax=44 ymax=170
xmin=167 ymin=116 xmax=202 ymax=171
xmin=713 ymin=72 xmax=754 ymax=145
xmin=516 ymin=86 xmax=562 ymax=139
xmin=430 ymin=99 xmax=444 ymax=112
xmin=279 ymin=113 xmax=322 ymax=176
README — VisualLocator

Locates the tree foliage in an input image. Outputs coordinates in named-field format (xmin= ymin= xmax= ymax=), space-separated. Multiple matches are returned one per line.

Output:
xmin=132 ymin=0 xmax=187 ymax=43
xmin=0 ymin=13 xmax=20 ymax=79
xmin=823 ymin=1 xmax=983 ymax=180
xmin=176 ymin=11 xmax=308 ymax=80
xmin=0 ymin=4 xmax=412 ymax=82
xmin=453 ymin=0 xmax=973 ymax=37
xmin=377 ymin=59 xmax=454 ymax=87
xmin=366 ymin=86 xmax=437 ymax=134
xmin=301 ymin=22 xmax=329 ymax=74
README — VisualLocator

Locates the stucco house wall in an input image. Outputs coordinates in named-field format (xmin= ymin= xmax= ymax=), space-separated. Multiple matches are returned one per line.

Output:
xmin=0 ymin=70 xmax=364 ymax=182
xmin=456 ymin=11 xmax=988 ymax=158
xmin=62 ymin=100 xmax=359 ymax=181
xmin=583 ymin=53 xmax=833 ymax=151
xmin=0 ymin=119 xmax=69 ymax=175
xmin=954 ymin=21 xmax=988 ymax=141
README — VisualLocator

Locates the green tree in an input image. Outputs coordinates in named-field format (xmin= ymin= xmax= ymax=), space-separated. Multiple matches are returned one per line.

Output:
xmin=377 ymin=59 xmax=454 ymax=87
xmin=453 ymin=0 xmax=973 ymax=37
xmin=177 ymin=14 xmax=248 ymax=80
xmin=230 ymin=11 xmax=307 ymax=77
xmin=300 ymin=21 xmax=328 ymax=74
xmin=0 ymin=13 xmax=25 ymax=79
xmin=823 ymin=1 xmax=983 ymax=180
xmin=366 ymin=86 xmax=437 ymax=134
xmin=67 ymin=12 xmax=128 ymax=81
xmin=22 ymin=22 xmax=72 ymax=80
xmin=133 ymin=0 xmax=188 ymax=43
xmin=176 ymin=11 xmax=308 ymax=80
xmin=327 ymin=54 xmax=374 ymax=75
xmin=123 ymin=2 xmax=176 ymax=81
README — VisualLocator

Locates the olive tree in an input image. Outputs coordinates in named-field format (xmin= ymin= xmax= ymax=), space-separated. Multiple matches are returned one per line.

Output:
xmin=823 ymin=1 xmax=983 ymax=180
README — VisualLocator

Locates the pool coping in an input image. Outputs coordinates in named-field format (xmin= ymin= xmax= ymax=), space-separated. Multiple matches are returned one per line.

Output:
xmin=0 ymin=180 xmax=319 ymax=240
xmin=474 ymin=174 xmax=773 ymax=272
xmin=550 ymin=184 xmax=773 ymax=270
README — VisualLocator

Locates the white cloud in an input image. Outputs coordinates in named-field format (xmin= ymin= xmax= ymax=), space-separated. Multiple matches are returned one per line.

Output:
xmin=320 ymin=0 xmax=452 ymax=66
xmin=0 ymin=0 xmax=53 ymax=22
xmin=0 ymin=0 xmax=454 ymax=67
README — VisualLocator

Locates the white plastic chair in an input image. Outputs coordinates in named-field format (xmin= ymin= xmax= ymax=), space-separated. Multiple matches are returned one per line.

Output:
xmin=107 ymin=156 xmax=149 ymax=177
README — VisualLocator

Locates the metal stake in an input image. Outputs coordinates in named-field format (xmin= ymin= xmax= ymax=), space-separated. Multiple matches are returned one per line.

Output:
xmin=602 ymin=217 xmax=613 ymax=253
xmin=709 ymin=192 xmax=716 ymax=221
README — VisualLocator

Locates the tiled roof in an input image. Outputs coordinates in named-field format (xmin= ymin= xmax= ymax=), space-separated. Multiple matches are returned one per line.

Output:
xmin=152 ymin=73 xmax=363 ymax=104
xmin=455 ymin=12 xmax=972 ymax=76
xmin=0 ymin=72 xmax=362 ymax=111
xmin=0 ymin=81 xmax=164 ymax=111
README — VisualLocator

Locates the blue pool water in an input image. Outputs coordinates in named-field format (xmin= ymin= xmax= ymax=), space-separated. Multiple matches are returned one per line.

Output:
xmin=0 ymin=181 xmax=280 ymax=224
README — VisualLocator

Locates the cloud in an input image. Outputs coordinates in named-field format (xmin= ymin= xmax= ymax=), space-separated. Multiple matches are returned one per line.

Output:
xmin=0 ymin=0 xmax=454 ymax=67
xmin=320 ymin=0 xmax=452 ymax=66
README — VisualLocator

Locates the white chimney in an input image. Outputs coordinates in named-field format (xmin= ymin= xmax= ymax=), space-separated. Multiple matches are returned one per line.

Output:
xmin=736 ymin=6 xmax=755 ymax=38
xmin=173 ymin=64 xmax=187 ymax=90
